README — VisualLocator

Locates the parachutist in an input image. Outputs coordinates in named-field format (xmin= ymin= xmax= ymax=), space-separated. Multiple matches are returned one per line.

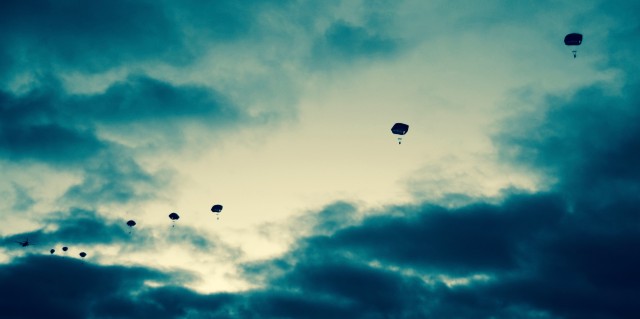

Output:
xmin=126 ymin=220 xmax=136 ymax=234
xmin=211 ymin=204 xmax=223 ymax=220
xmin=392 ymin=123 xmax=409 ymax=145
xmin=169 ymin=212 xmax=180 ymax=227
xmin=564 ymin=33 xmax=582 ymax=58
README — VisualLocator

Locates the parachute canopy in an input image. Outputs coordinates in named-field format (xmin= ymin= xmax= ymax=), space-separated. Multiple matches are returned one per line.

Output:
xmin=391 ymin=123 xmax=409 ymax=135
xmin=79 ymin=252 xmax=87 ymax=258
xmin=564 ymin=33 xmax=583 ymax=45
xmin=169 ymin=212 xmax=180 ymax=221
xmin=126 ymin=220 xmax=136 ymax=227
xmin=211 ymin=205 xmax=223 ymax=213
xmin=564 ymin=33 xmax=583 ymax=58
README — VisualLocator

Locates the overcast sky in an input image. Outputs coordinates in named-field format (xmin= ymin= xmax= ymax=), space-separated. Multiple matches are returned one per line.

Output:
xmin=1 ymin=1 xmax=639 ymax=318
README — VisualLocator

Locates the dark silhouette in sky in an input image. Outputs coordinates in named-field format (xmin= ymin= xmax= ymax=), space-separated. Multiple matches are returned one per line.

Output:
xmin=391 ymin=123 xmax=409 ymax=144
xmin=169 ymin=212 xmax=180 ymax=227
xmin=126 ymin=220 xmax=136 ymax=234
xmin=211 ymin=204 xmax=223 ymax=220
xmin=564 ymin=33 xmax=583 ymax=58
xmin=16 ymin=239 xmax=31 ymax=247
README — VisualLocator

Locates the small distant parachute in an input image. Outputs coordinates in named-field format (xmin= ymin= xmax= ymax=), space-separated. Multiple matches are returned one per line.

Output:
xmin=169 ymin=212 xmax=180 ymax=227
xmin=62 ymin=246 xmax=68 ymax=252
xmin=391 ymin=123 xmax=409 ymax=144
xmin=79 ymin=252 xmax=87 ymax=258
xmin=211 ymin=204 xmax=223 ymax=220
xmin=564 ymin=33 xmax=583 ymax=58
xmin=126 ymin=220 xmax=136 ymax=234
xmin=50 ymin=249 xmax=55 ymax=254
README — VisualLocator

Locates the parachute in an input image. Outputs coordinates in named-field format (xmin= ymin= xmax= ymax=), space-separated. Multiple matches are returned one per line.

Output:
xmin=564 ymin=33 xmax=583 ymax=58
xmin=126 ymin=220 xmax=136 ymax=234
xmin=62 ymin=246 xmax=68 ymax=252
xmin=50 ymin=249 xmax=55 ymax=254
xmin=169 ymin=212 xmax=180 ymax=227
xmin=79 ymin=252 xmax=87 ymax=258
xmin=391 ymin=123 xmax=409 ymax=144
xmin=211 ymin=204 xmax=223 ymax=220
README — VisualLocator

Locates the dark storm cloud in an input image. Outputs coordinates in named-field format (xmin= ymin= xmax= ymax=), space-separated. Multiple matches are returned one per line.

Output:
xmin=0 ymin=255 xmax=229 ymax=319
xmin=0 ymin=0 xmax=400 ymax=82
xmin=0 ymin=83 xmax=106 ymax=164
xmin=0 ymin=75 xmax=239 ymax=164
xmin=15 ymin=191 xmax=633 ymax=319
xmin=74 ymin=75 xmax=238 ymax=125
xmin=1 ymin=74 xmax=242 ymax=206
xmin=0 ymin=254 xmax=263 ymax=318
xmin=0 ymin=0 xmax=256 ymax=76
xmin=313 ymin=193 xmax=565 ymax=274
xmin=235 ymin=186 xmax=638 ymax=318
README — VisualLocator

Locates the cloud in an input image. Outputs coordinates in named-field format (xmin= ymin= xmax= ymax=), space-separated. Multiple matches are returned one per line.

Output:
xmin=317 ymin=20 xmax=398 ymax=60
xmin=62 ymin=154 xmax=166 ymax=205
xmin=0 ymin=83 xmax=106 ymax=164
xmin=235 ymin=185 xmax=638 ymax=318
xmin=0 ymin=74 xmax=247 ymax=210
xmin=0 ymin=0 xmax=259 ymax=79
xmin=0 ymin=255 xmax=206 ymax=319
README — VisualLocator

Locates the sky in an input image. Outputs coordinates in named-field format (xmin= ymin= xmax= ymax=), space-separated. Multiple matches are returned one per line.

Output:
xmin=0 ymin=0 xmax=639 ymax=318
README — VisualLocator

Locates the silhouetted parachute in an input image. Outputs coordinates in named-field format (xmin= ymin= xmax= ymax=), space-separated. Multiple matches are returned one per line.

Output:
xmin=391 ymin=123 xmax=409 ymax=144
xmin=169 ymin=212 xmax=180 ymax=227
xmin=79 ymin=252 xmax=87 ymax=258
xmin=564 ymin=33 xmax=583 ymax=58
xmin=211 ymin=204 xmax=223 ymax=220
xmin=50 ymin=249 xmax=55 ymax=254
xmin=126 ymin=220 xmax=137 ymax=234
xmin=62 ymin=246 xmax=68 ymax=252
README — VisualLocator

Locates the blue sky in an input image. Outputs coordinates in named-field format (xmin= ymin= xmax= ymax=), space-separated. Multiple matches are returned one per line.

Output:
xmin=1 ymin=1 xmax=639 ymax=318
